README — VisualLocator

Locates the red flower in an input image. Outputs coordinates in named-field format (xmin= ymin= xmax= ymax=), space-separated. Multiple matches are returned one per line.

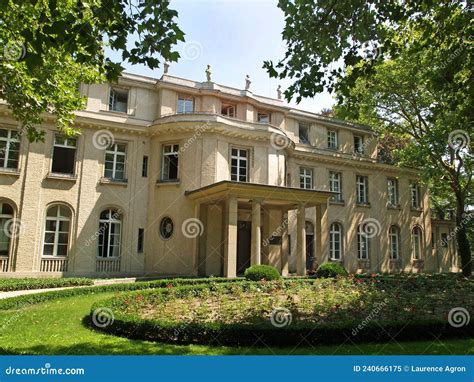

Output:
xmin=371 ymin=273 xmax=377 ymax=278
xmin=166 ymin=283 xmax=173 ymax=289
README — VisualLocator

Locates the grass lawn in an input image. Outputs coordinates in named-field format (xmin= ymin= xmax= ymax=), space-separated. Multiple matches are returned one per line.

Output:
xmin=0 ymin=292 xmax=472 ymax=355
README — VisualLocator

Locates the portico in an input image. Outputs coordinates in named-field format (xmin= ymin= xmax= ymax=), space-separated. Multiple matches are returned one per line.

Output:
xmin=185 ymin=181 xmax=331 ymax=277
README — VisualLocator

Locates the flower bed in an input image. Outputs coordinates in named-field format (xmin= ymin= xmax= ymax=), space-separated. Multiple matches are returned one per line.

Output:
xmin=90 ymin=276 xmax=474 ymax=346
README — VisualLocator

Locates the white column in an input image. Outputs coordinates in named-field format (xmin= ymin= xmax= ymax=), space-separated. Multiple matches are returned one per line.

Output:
xmin=281 ymin=209 xmax=289 ymax=276
xmin=251 ymin=199 xmax=262 ymax=266
xmin=296 ymin=204 xmax=306 ymax=276
xmin=223 ymin=196 xmax=238 ymax=278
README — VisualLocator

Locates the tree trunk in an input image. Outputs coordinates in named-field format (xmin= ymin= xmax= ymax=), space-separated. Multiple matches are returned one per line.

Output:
xmin=455 ymin=197 xmax=472 ymax=276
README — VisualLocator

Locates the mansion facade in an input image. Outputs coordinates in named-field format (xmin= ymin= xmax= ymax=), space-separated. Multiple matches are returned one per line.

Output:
xmin=0 ymin=71 xmax=458 ymax=277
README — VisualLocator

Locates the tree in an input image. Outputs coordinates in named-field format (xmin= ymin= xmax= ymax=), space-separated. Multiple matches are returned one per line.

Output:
xmin=265 ymin=0 xmax=473 ymax=275
xmin=0 ymin=0 xmax=185 ymax=141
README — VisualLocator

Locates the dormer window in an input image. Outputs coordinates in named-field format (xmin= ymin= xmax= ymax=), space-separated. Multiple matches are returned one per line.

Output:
xmin=298 ymin=123 xmax=310 ymax=144
xmin=354 ymin=135 xmax=364 ymax=154
xmin=221 ymin=102 xmax=236 ymax=118
xmin=328 ymin=130 xmax=338 ymax=149
xmin=109 ymin=87 xmax=129 ymax=113
xmin=177 ymin=96 xmax=194 ymax=114
xmin=257 ymin=112 xmax=270 ymax=123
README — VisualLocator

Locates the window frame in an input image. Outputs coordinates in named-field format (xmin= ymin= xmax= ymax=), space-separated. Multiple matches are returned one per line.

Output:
xmin=221 ymin=102 xmax=236 ymax=118
xmin=177 ymin=95 xmax=194 ymax=114
xmin=108 ymin=86 xmax=129 ymax=113
xmin=104 ymin=143 xmax=127 ymax=181
xmin=299 ymin=167 xmax=313 ymax=190
xmin=42 ymin=204 xmax=72 ymax=258
xmin=329 ymin=171 xmax=342 ymax=202
xmin=230 ymin=147 xmax=250 ymax=182
xmin=357 ymin=223 xmax=370 ymax=260
xmin=327 ymin=130 xmax=338 ymax=150
xmin=354 ymin=135 xmax=364 ymax=154
xmin=389 ymin=225 xmax=400 ymax=260
xmin=137 ymin=228 xmax=145 ymax=253
xmin=356 ymin=175 xmax=369 ymax=205
xmin=51 ymin=134 xmax=77 ymax=175
xmin=0 ymin=129 xmax=20 ymax=170
xmin=257 ymin=111 xmax=270 ymax=124
xmin=329 ymin=222 xmax=343 ymax=261
xmin=0 ymin=202 xmax=14 ymax=257
xmin=98 ymin=208 xmax=122 ymax=258
xmin=298 ymin=123 xmax=310 ymax=145
xmin=387 ymin=178 xmax=399 ymax=207
xmin=411 ymin=226 xmax=423 ymax=260
xmin=142 ymin=155 xmax=148 ymax=178
xmin=410 ymin=183 xmax=422 ymax=209
xmin=161 ymin=143 xmax=180 ymax=181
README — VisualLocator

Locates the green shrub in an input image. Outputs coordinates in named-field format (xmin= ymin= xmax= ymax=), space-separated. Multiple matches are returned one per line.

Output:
xmin=315 ymin=262 xmax=348 ymax=278
xmin=244 ymin=265 xmax=281 ymax=281
xmin=0 ymin=277 xmax=93 ymax=291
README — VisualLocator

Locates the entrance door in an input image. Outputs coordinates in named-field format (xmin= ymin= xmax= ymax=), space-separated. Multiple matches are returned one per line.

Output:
xmin=306 ymin=221 xmax=315 ymax=270
xmin=237 ymin=221 xmax=251 ymax=275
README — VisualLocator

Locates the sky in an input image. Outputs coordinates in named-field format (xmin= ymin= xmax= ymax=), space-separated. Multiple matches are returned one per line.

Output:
xmin=107 ymin=0 xmax=335 ymax=113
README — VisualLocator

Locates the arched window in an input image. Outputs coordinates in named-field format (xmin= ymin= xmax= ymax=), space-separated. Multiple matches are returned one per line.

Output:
xmin=412 ymin=226 xmax=423 ymax=259
xmin=357 ymin=223 xmax=370 ymax=260
xmin=98 ymin=208 xmax=122 ymax=258
xmin=43 ymin=205 xmax=72 ymax=257
xmin=0 ymin=202 xmax=14 ymax=257
xmin=389 ymin=225 xmax=400 ymax=260
xmin=329 ymin=222 xmax=342 ymax=260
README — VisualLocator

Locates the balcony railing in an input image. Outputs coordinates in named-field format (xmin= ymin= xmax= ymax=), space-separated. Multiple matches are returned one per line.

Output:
xmin=96 ymin=258 xmax=121 ymax=273
xmin=40 ymin=257 xmax=68 ymax=272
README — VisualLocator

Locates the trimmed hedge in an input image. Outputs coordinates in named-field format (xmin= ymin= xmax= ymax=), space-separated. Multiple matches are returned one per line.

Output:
xmin=244 ymin=265 xmax=281 ymax=281
xmin=0 ymin=277 xmax=93 ymax=292
xmin=90 ymin=282 xmax=474 ymax=347
xmin=315 ymin=262 xmax=348 ymax=278
xmin=0 ymin=277 xmax=242 ymax=311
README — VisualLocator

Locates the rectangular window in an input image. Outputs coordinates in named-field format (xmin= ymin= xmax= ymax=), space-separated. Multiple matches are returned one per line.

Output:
xmin=354 ymin=135 xmax=364 ymax=154
xmin=142 ymin=155 xmax=148 ymax=178
xmin=411 ymin=183 xmax=421 ymax=208
xmin=387 ymin=178 xmax=399 ymax=206
xmin=230 ymin=147 xmax=249 ymax=182
xmin=52 ymin=134 xmax=77 ymax=175
xmin=299 ymin=167 xmax=313 ymax=189
xmin=389 ymin=227 xmax=400 ymax=260
xmin=357 ymin=225 xmax=369 ymax=260
xmin=329 ymin=172 xmax=342 ymax=202
xmin=109 ymin=87 xmax=129 ymax=113
xmin=177 ymin=96 xmax=194 ymax=114
xmin=298 ymin=123 xmax=310 ymax=144
xmin=356 ymin=175 xmax=369 ymax=204
xmin=162 ymin=144 xmax=179 ymax=181
xmin=104 ymin=143 xmax=126 ymax=181
xmin=257 ymin=112 xmax=270 ymax=123
xmin=137 ymin=228 xmax=144 ymax=253
xmin=0 ymin=129 xmax=20 ymax=170
xmin=221 ymin=102 xmax=236 ymax=118
xmin=327 ymin=130 xmax=338 ymax=149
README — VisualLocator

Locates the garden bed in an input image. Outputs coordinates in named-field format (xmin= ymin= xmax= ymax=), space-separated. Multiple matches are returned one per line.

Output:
xmin=90 ymin=276 xmax=474 ymax=346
